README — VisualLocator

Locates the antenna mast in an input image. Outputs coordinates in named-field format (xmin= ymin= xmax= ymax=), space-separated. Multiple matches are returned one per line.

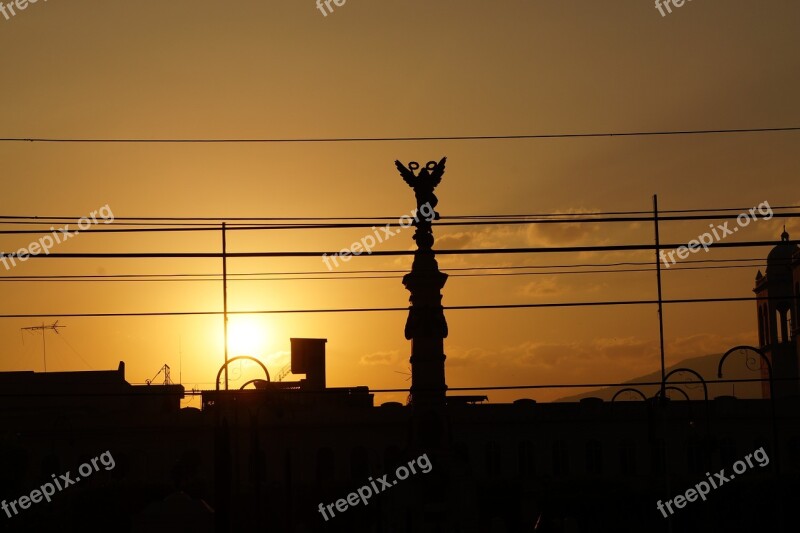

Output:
xmin=20 ymin=321 xmax=66 ymax=373
xmin=146 ymin=364 xmax=173 ymax=386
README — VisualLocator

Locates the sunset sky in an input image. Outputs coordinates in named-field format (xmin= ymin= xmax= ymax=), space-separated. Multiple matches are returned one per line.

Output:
xmin=1 ymin=1 xmax=798 ymax=404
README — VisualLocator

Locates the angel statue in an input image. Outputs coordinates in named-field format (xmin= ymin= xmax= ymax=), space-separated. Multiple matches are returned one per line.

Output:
xmin=394 ymin=157 xmax=446 ymax=220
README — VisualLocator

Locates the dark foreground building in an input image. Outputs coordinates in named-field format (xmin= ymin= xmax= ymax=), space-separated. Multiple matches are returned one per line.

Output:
xmin=2 ymin=351 xmax=800 ymax=532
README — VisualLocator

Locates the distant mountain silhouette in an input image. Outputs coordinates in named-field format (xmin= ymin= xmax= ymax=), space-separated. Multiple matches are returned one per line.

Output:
xmin=557 ymin=352 xmax=765 ymax=402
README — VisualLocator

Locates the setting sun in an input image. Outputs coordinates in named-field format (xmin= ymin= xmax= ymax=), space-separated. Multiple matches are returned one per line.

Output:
xmin=227 ymin=316 xmax=270 ymax=357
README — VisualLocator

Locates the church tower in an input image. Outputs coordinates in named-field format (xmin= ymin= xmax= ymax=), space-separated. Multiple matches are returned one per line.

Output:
xmin=753 ymin=230 xmax=800 ymax=398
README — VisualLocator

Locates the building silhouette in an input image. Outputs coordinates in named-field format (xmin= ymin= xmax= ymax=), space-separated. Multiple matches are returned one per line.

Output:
xmin=754 ymin=229 xmax=800 ymax=398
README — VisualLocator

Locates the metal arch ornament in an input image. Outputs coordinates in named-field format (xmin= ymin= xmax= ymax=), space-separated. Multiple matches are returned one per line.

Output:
xmin=718 ymin=345 xmax=774 ymax=404
xmin=718 ymin=345 xmax=772 ymax=385
xmin=718 ymin=345 xmax=780 ymax=482
xmin=239 ymin=379 xmax=268 ymax=390
xmin=215 ymin=356 xmax=270 ymax=391
xmin=653 ymin=386 xmax=690 ymax=401
xmin=745 ymin=351 xmax=767 ymax=372
xmin=664 ymin=367 xmax=708 ymax=403
xmin=611 ymin=387 xmax=648 ymax=402
xmin=665 ymin=367 xmax=710 ymax=431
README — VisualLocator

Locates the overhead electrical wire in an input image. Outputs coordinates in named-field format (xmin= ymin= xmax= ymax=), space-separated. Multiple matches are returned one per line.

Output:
xmin=1 ymin=204 xmax=799 ymax=223
xmin=1 ymin=376 xmax=796 ymax=397
xmin=0 ymin=262 xmax=772 ymax=283
xmin=1 ymin=125 xmax=798 ymax=143
xmin=0 ymin=239 xmax=797 ymax=259
xmin=0 ymin=212 xmax=799 ymax=235
xmin=0 ymin=296 xmax=788 ymax=319
xmin=0 ymin=256 xmax=777 ymax=281
xmin=0 ymin=376 xmax=795 ymax=397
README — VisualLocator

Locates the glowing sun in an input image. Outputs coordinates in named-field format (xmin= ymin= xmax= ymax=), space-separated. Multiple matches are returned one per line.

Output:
xmin=227 ymin=317 xmax=269 ymax=356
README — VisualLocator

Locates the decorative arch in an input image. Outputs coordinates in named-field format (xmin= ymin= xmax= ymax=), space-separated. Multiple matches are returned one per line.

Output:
xmin=664 ymin=367 xmax=708 ymax=403
xmin=611 ymin=388 xmax=647 ymax=402
xmin=215 ymin=356 xmax=270 ymax=391
xmin=239 ymin=379 xmax=269 ymax=390
xmin=653 ymin=386 xmax=690 ymax=401
xmin=718 ymin=345 xmax=772 ymax=399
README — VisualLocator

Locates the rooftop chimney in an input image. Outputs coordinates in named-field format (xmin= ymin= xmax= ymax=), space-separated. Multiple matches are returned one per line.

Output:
xmin=290 ymin=338 xmax=327 ymax=391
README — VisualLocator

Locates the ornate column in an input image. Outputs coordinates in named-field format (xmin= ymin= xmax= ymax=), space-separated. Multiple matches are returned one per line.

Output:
xmin=395 ymin=157 xmax=449 ymax=406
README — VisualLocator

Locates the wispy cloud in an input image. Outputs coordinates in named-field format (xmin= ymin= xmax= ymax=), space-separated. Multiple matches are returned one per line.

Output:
xmin=448 ymin=332 xmax=756 ymax=375
xmin=359 ymin=350 xmax=401 ymax=366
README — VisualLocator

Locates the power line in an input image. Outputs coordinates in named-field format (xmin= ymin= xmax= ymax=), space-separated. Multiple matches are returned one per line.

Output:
xmin=1 ymin=126 xmax=799 ymax=143
xmin=0 ymin=256 xmax=775 ymax=281
xmin=0 ymin=257 xmax=776 ymax=277
xmin=2 ymin=205 xmax=799 ymax=222
xmin=1 ymin=212 xmax=799 ymax=235
xmin=371 ymin=376 xmax=800 ymax=394
xmin=0 ymin=296 xmax=784 ymax=319
xmin=1 ymin=239 xmax=797 ymax=259
xmin=0 ymin=377 xmax=795 ymax=397
xmin=0 ymin=263 xmax=771 ymax=283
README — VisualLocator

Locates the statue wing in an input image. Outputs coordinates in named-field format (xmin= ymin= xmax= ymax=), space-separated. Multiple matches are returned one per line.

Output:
xmin=429 ymin=156 xmax=447 ymax=187
xmin=395 ymin=160 xmax=417 ymax=187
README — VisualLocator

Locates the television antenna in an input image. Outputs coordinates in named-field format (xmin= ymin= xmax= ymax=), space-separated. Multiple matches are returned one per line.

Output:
xmin=20 ymin=321 xmax=66 ymax=373
xmin=146 ymin=364 xmax=173 ymax=386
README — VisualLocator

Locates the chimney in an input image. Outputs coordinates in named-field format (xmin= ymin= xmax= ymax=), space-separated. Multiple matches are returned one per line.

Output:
xmin=290 ymin=338 xmax=327 ymax=391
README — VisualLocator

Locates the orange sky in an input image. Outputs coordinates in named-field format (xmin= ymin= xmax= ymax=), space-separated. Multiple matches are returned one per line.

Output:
xmin=1 ymin=1 xmax=799 ymax=404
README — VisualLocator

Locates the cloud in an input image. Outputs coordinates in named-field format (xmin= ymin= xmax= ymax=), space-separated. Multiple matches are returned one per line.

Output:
xmin=518 ymin=274 xmax=608 ymax=299
xmin=519 ymin=277 xmax=561 ymax=298
xmin=435 ymin=225 xmax=520 ymax=250
xmin=511 ymin=337 xmax=654 ymax=370
xmin=448 ymin=332 xmax=756 ymax=373
xmin=446 ymin=347 xmax=492 ymax=368
xmin=359 ymin=350 xmax=401 ymax=366
xmin=264 ymin=350 xmax=289 ymax=367
xmin=434 ymin=231 xmax=480 ymax=250
xmin=665 ymin=332 xmax=756 ymax=362
xmin=760 ymin=200 xmax=800 ymax=237
xmin=524 ymin=208 xmax=607 ymax=247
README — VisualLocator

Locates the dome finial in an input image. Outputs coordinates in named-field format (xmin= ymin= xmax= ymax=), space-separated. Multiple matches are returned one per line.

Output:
xmin=781 ymin=226 xmax=789 ymax=242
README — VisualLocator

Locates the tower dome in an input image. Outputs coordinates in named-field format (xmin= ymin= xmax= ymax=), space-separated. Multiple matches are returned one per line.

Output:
xmin=766 ymin=229 xmax=797 ymax=277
